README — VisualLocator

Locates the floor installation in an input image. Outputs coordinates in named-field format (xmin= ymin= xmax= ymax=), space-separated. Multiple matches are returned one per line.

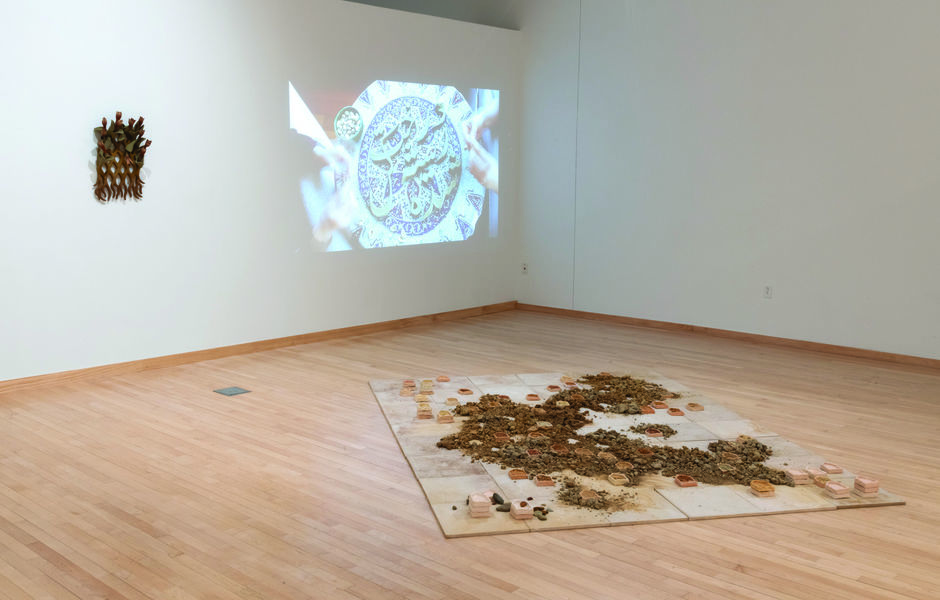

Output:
xmin=0 ymin=310 xmax=937 ymax=599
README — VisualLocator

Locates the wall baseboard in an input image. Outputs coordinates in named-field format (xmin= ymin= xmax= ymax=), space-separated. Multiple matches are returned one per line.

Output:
xmin=0 ymin=301 xmax=518 ymax=395
xmin=4 ymin=299 xmax=936 ymax=395
xmin=517 ymin=303 xmax=940 ymax=370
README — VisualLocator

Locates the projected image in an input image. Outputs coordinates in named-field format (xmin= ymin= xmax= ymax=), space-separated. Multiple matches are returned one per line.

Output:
xmin=290 ymin=80 xmax=499 ymax=251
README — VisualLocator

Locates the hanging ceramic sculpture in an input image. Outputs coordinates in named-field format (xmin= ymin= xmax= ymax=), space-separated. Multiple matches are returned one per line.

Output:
xmin=93 ymin=111 xmax=151 ymax=202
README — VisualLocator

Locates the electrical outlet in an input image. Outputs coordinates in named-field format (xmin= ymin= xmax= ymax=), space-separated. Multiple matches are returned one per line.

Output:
xmin=522 ymin=263 xmax=528 ymax=274
xmin=763 ymin=285 xmax=773 ymax=299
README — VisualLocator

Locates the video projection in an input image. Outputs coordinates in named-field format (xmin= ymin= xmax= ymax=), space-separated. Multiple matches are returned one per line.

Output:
xmin=289 ymin=80 xmax=500 ymax=251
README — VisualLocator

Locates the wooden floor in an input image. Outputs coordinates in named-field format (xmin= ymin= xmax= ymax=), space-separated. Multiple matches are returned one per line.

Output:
xmin=1 ymin=311 xmax=938 ymax=600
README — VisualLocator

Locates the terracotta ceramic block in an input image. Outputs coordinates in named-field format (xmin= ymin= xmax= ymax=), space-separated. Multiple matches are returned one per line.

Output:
xmin=608 ymin=473 xmax=629 ymax=486
xmin=750 ymin=480 xmax=775 ymax=497
xmin=445 ymin=397 xmax=459 ymax=406
xmin=806 ymin=468 xmax=825 ymax=478
xmin=785 ymin=469 xmax=811 ymax=485
xmin=574 ymin=448 xmax=595 ymax=457
xmin=667 ymin=408 xmax=685 ymax=416
xmin=436 ymin=375 xmax=450 ymax=382
xmin=674 ymin=474 xmax=698 ymax=488
xmin=686 ymin=402 xmax=704 ymax=411
xmin=813 ymin=475 xmax=830 ymax=488
xmin=651 ymin=401 xmax=669 ymax=410
xmin=493 ymin=432 xmax=510 ymax=443
xmin=824 ymin=481 xmax=850 ymax=499
xmin=570 ymin=393 xmax=585 ymax=401
xmin=508 ymin=469 xmax=528 ymax=480
xmin=402 ymin=379 xmax=416 ymax=387
xmin=457 ymin=388 xmax=474 ymax=395
xmin=640 ymin=405 xmax=655 ymax=414
xmin=854 ymin=477 xmax=880 ymax=493
xmin=551 ymin=443 xmax=570 ymax=455
xmin=415 ymin=394 xmax=431 ymax=403
xmin=436 ymin=411 xmax=454 ymax=424
xmin=527 ymin=432 xmax=546 ymax=441
xmin=546 ymin=385 xmax=562 ymax=392
xmin=399 ymin=388 xmax=415 ymax=397
xmin=526 ymin=393 xmax=540 ymax=402
xmin=820 ymin=463 xmax=843 ymax=474
xmin=565 ymin=381 xmax=578 ymax=388
xmin=535 ymin=474 xmax=555 ymax=487
xmin=533 ymin=408 xmax=547 ymax=416
xmin=645 ymin=428 xmax=663 ymax=438
xmin=527 ymin=449 xmax=541 ymax=457
xmin=637 ymin=447 xmax=654 ymax=457
xmin=579 ymin=489 xmax=600 ymax=501
xmin=598 ymin=371 xmax=613 ymax=377
xmin=661 ymin=392 xmax=678 ymax=399
xmin=615 ymin=461 xmax=634 ymax=471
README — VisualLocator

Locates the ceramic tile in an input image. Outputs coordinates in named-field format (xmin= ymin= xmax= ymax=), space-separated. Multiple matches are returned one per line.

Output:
xmin=731 ymin=483 xmax=839 ymax=514
xmin=698 ymin=419 xmax=777 ymax=440
xmin=467 ymin=374 xmax=525 ymax=386
xmin=656 ymin=484 xmax=767 ymax=519
xmin=430 ymin=502 xmax=531 ymax=538
xmin=408 ymin=453 xmax=489 ymax=478
xmin=418 ymin=474 xmax=506 ymax=504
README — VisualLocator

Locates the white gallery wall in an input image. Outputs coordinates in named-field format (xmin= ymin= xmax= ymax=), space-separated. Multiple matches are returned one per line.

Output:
xmin=519 ymin=0 xmax=940 ymax=360
xmin=0 ymin=0 xmax=521 ymax=381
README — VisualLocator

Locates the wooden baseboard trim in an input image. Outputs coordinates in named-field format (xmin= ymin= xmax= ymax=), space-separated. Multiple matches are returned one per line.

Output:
xmin=516 ymin=303 xmax=940 ymax=370
xmin=0 ymin=301 xmax=518 ymax=394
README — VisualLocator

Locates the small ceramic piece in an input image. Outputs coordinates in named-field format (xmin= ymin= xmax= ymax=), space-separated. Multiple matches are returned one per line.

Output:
xmin=402 ymin=379 xmax=416 ymax=387
xmin=436 ymin=375 xmax=450 ymax=382
xmin=493 ymin=431 xmax=510 ymax=443
xmin=555 ymin=400 xmax=570 ymax=408
xmin=579 ymin=489 xmax=600 ymax=501
xmin=420 ymin=380 xmax=434 ymax=394
xmin=526 ymin=393 xmax=540 ymax=402
xmin=667 ymin=408 xmax=685 ymax=417
xmin=510 ymin=500 xmax=534 ymax=520
xmin=551 ymin=443 xmax=569 ymax=455
xmin=528 ymin=431 xmax=546 ymax=441
xmin=661 ymin=391 xmax=678 ymax=399
xmin=535 ymin=474 xmax=555 ymax=487
xmin=786 ymin=469 xmax=812 ymax=485
xmin=468 ymin=493 xmax=492 ymax=518
xmin=436 ymin=410 xmax=454 ymax=424
xmin=597 ymin=451 xmax=617 ymax=463
xmin=640 ymin=405 xmax=655 ymax=415
xmin=645 ymin=428 xmax=663 ymax=438
xmin=721 ymin=452 xmax=741 ymax=464
xmin=527 ymin=449 xmax=541 ymax=457
xmin=546 ymin=385 xmax=562 ymax=392
xmin=686 ymin=402 xmax=704 ymax=411
xmin=457 ymin=388 xmax=474 ymax=395
xmin=615 ymin=461 xmax=634 ymax=471
xmin=415 ymin=393 xmax=431 ymax=403
xmin=674 ymin=474 xmax=697 ymax=488
xmin=637 ymin=447 xmax=654 ymax=457
xmin=445 ymin=397 xmax=459 ymax=406
xmin=651 ymin=401 xmax=669 ymax=410
xmin=565 ymin=381 xmax=578 ymax=388
xmin=824 ymin=481 xmax=851 ymax=499
xmin=508 ymin=469 xmax=528 ymax=480
xmin=820 ymin=462 xmax=843 ymax=474
xmin=608 ymin=473 xmax=629 ymax=486
xmin=416 ymin=403 xmax=432 ymax=419
xmin=854 ymin=477 xmax=880 ymax=497
xmin=750 ymin=480 xmax=775 ymax=497
xmin=560 ymin=376 xmax=575 ymax=384
xmin=813 ymin=475 xmax=830 ymax=488
xmin=805 ymin=467 xmax=825 ymax=478
xmin=498 ymin=394 xmax=510 ymax=400
xmin=570 ymin=393 xmax=585 ymax=401
xmin=574 ymin=448 xmax=595 ymax=457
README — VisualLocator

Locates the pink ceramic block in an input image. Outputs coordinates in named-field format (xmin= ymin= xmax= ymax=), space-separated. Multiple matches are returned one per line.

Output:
xmin=674 ymin=474 xmax=697 ymax=488
xmin=806 ymin=468 xmax=825 ymax=478
xmin=510 ymin=500 xmax=534 ymax=520
xmin=854 ymin=477 xmax=879 ymax=491
xmin=651 ymin=401 xmax=669 ymax=410
xmin=645 ymin=428 xmax=663 ymax=438
xmin=686 ymin=402 xmax=704 ymax=411
xmin=535 ymin=474 xmax=555 ymax=487
xmin=667 ymin=408 xmax=685 ymax=416
xmin=824 ymin=481 xmax=850 ymax=499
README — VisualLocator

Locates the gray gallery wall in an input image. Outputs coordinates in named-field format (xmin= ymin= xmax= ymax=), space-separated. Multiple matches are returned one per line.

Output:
xmin=0 ymin=0 xmax=522 ymax=380
xmin=518 ymin=0 xmax=940 ymax=360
